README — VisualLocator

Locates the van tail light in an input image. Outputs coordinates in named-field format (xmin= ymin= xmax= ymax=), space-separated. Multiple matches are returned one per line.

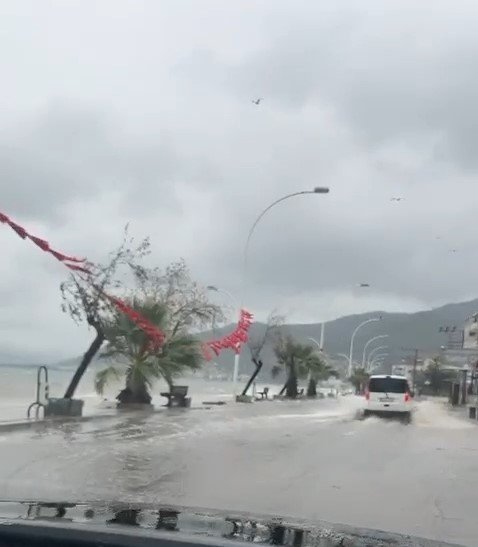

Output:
xmin=365 ymin=390 xmax=370 ymax=401
xmin=404 ymin=392 xmax=410 ymax=402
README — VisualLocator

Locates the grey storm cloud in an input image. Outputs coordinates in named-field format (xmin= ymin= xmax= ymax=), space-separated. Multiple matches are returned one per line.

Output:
xmin=1 ymin=0 xmax=478 ymax=361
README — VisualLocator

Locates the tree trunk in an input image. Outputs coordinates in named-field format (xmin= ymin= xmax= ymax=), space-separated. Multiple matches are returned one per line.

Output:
xmin=307 ymin=377 xmax=317 ymax=397
xmin=117 ymin=371 xmax=152 ymax=405
xmin=285 ymin=359 xmax=298 ymax=398
xmin=242 ymin=358 xmax=263 ymax=396
xmin=64 ymin=327 xmax=104 ymax=399
xmin=285 ymin=375 xmax=298 ymax=398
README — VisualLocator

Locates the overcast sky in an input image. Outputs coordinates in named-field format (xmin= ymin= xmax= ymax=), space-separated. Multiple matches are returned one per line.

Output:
xmin=2 ymin=0 xmax=478 ymax=362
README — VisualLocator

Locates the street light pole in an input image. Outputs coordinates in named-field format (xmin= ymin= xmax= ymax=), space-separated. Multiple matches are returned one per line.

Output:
xmin=370 ymin=353 xmax=389 ymax=371
xmin=348 ymin=317 xmax=382 ymax=377
xmin=243 ymin=187 xmax=330 ymax=290
xmin=366 ymin=345 xmax=389 ymax=370
xmin=362 ymin=335 xmax=389 ymax=368
xmin=207 ymin=285 xmax=241 ymax=396
xmin=319 ymin=322 xmax=325 ymax=351
xmin=240 ymin=187 xmax=329 ymax=398
xmin=308 ymin=337 xmax=321 ymax=351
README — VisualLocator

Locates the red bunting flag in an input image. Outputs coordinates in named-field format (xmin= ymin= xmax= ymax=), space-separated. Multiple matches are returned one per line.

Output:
xmin=103 ymin=293 xmax=165 ymax=350
xmin=1 ymin=209 xmax=166 ymax=351
xmin=0 ymin=211 xmax=87 ymax=264
xmin=203 ymin=309 xmax=254 ymax=361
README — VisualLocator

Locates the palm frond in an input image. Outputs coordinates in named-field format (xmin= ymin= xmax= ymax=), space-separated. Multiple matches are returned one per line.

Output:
xmin=95 ymin=365 xmax=122 ymax=395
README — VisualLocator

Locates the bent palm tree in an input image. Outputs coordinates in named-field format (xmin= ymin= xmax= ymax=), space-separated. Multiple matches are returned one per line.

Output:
xmin=273 ymin=337 xmax=316 ymax=398
xmin=349 ymin=367 xmax=369 ymax=394
xmin=95 ymin=298 xmax=202 ymax=404
xmin=302 ymin=354 xmax=339 ymax=397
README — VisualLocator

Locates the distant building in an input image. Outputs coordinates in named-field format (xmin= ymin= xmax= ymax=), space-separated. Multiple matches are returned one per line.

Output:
xmin=391 ymin=363 xmax=416 ymax=385
xmin=463 ymin=314 xmax=478 ymax=350
xmin=439 ymin=313 xmax=478 ymax=368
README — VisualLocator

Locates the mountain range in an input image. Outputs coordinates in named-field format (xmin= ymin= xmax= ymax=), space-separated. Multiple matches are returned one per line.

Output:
xmin=202 ymin=297 xmax=478 ymax=376
xmin=4 ymin=297 xmax=478 ymax=378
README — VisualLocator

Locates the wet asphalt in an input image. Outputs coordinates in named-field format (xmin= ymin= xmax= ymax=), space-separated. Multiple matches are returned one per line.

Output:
xmin=0 ymin=396 xmax=476 ymax=546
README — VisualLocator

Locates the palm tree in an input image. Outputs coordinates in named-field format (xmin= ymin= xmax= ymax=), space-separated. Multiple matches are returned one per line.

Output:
xmin=273 ymin=337 xmax=316 ymax=398
xmin=95 ymin=298 xmax=202 ymax=405
xmin=302 ymin=354 xmax=339 ymax=397
xmin=349 ymin=367 xmax=369 ymax=394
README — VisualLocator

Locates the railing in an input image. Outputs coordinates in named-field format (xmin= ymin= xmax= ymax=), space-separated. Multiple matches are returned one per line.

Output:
xmin=27 ymin=366 xmax=49 ymax=419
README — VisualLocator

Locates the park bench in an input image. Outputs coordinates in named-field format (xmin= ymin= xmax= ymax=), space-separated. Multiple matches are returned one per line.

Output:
xmin=256 ymin=387 xmax=269 ymax=400
xmin=160 ymin=385 xmax=191 ymax=408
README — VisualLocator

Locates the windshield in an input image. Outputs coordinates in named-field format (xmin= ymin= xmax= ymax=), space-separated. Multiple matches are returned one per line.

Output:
xmin=368 ymin=378 xmax=409 ymax=393
xmin=0 ymin=2 xmax=476 ymax=547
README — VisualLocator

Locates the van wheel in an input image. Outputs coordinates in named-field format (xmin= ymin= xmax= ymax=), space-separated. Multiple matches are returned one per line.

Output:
xmin=363 ymin=410 xmax=371 ymax=419
xmin=401 ymin=412 xmax=411 ymax=424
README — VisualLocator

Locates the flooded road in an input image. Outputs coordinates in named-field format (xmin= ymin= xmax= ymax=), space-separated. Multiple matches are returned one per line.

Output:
xmin=0 ymin=397 xmax=476 ymax=546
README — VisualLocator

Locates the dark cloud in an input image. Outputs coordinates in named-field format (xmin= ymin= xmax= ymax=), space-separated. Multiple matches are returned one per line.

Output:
xmin=1 ymin=0 xmax=478 ymax=360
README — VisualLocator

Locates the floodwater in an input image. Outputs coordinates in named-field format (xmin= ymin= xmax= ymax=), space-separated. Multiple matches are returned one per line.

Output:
xmin=0 ymin=380 xmax=476 ymax=546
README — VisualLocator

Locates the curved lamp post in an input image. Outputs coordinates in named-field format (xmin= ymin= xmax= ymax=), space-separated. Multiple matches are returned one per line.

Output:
xmin=308 ymin=337 xmax=322 ymax=351
xmin=367 ymin=345 xmax=388 ymax=369
xmin=243 ymin=187 xmax=330 ymax=283
xmin=239 ymin=187 xmax=330 ymax=396
xmin=362 ymin=335 xmax=389 ymax=368
xmin=370 ymin=353 xmax=389 ymax=371
xmin=348 ymin=317 xmax=382 ymax=377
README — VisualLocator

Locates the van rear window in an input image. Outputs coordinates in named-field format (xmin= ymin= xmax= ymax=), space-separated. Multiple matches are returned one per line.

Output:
xmin=368 ymin=378 xmax=409 ymax=393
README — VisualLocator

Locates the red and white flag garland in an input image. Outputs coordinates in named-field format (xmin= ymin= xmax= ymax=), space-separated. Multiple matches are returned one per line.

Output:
xmin=102 ymin=293 xmax=165 ymax=350
xmin=0 ymin=211 xmax=91 ymax=274
xmin=202 ymin=309 xmax=254 ymax=361
xmin=0 ymin=210 xmax=165 ymax=349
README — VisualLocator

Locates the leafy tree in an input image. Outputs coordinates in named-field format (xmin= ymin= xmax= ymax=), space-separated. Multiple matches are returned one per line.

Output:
xmin=95 ymin=260 xmax=222 ymax=404
xmin=349 ymin=367 xmax=369 ymax=394
xmin=95 ymin=299 xmax=202 ymax=404
xmin=132 ymin=259 xmax=223 ymax=334
xmin=60 ymin=229 xmax=150 ymax=399
xmin=419 ymin=356 xmax=456 ymax=396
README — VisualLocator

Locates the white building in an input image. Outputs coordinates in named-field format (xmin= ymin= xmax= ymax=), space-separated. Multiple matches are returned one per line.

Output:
xmin=463 ymin=314 xmax=478 ymax=350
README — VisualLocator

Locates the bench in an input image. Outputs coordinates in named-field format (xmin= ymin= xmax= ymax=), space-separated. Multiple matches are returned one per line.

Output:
xmin=160 ymin=385 xmax=191 ymax=408
xmin=256 ymin=387 xmax=269 ymax=400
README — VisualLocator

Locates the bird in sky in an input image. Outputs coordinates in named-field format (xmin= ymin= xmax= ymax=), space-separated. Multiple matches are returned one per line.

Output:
xmin=435 ymin=236 xmax=442 ymax=240
xmin=390 ymin=197 xmax=404 ymax=201
xmin=358 ymin=283 xmax=370 ymax=288
xmin=449 ymin=249 xmax=458 ymax=253
xmin=252 ymin=98 xmax=263 ymax=105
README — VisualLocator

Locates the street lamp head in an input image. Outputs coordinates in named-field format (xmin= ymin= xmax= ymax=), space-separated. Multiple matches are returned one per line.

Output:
xmin=206 ymin=285 xmax=218 ymax=292
xmin=313 ymin=186 xmax=330 ymax=194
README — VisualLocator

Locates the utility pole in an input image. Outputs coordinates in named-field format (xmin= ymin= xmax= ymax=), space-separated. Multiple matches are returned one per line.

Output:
xmin=412 ymin=349 xmax=418 ymax=393
xmin=401 ymin=347 xmax=422 ymax=393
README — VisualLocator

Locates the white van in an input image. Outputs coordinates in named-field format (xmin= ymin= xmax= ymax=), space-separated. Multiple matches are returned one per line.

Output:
xmin=364 ymin=374 xmax=413 ymax=422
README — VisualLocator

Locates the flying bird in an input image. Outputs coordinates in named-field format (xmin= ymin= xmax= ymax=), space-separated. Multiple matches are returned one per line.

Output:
xmin=358 ymin=283 xmax=370 ymax=288
xmin=390 ymin=197 xmax=404 ymax=202
xmin=449 ymin=249 xmax=458 ymax=253
xmin=252 ymin=98 xmax=263 ymax=105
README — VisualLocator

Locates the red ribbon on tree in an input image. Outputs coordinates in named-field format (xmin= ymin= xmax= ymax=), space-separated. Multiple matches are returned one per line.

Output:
xmin=1 ymin=210 xmax=166 ymax=350
xmin=203 ymin=309 xmax=254 ymax=360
